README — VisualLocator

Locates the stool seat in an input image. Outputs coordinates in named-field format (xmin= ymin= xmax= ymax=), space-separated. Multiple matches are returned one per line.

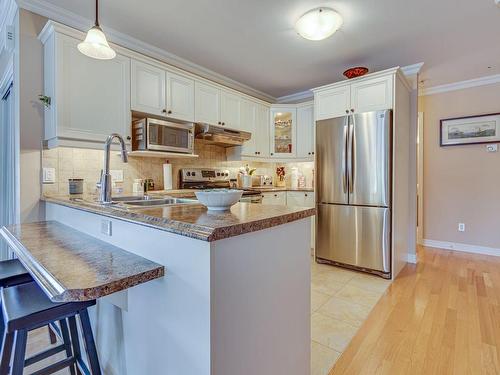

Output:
xmin=0 ymin=259 xmax=32 ymax=287
xmin=1 ymin=282 xmax=95 ymax=333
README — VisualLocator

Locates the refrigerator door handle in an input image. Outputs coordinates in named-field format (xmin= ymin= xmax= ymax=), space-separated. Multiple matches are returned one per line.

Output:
xmin=342 ymin=116 xmax=348 ymax=194
xmin=348 ymin=114 xmax=355 ymax=194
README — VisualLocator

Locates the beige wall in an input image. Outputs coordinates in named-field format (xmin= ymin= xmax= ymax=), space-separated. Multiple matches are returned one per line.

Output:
xmin=421 ymin=83 xmax=500 ymax=249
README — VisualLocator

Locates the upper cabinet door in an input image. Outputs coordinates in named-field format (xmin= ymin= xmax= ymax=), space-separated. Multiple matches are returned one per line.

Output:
xmin=220 ymin=90 xmax=241 ymax=128
xmin=240 ymin=99 xmax=257 ymax=156
xmin=315 ymin=85 xmax=350 ymax=121
xmin=297 ymin=105 xmax=314 ymax=158
xmin=195 ymin=82 xmax=220 ymax=125
xmin=57 ymin=34 xmax=131 ymax=142
xmin=350 ymin=75 xmax=393 ymax=114
xmin=256 ymin=105 xmax=270 ymax=157
xmin=166 ymin=71 xmax=194 ymax=122
xmin=270 ymin=107 xmax=297 ymax=158
xmin=131 ymin=60 xmax=166 ymax=116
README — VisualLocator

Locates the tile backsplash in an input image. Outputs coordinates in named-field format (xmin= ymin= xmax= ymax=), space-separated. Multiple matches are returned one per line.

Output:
xmin=42 ymin=140 xmax=303 ymax=195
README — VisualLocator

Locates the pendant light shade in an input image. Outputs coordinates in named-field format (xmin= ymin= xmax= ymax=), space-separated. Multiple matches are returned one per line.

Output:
xmin=78 ymin=0 xmax=116 ymax=60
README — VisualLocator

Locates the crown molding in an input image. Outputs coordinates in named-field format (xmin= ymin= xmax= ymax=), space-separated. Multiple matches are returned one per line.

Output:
xmin=400 ymin=62 xmax=424 ymax=77
xmin=276 ymin=90 xmax=313 ymax=104
xmin=16 ymin=0 xmax=276 ymax=103
xmin=420 ymin=73 xmax=500 ymax=96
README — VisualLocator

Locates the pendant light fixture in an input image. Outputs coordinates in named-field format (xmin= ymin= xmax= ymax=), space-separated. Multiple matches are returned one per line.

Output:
xmin=78 ymin=0 xmax=116 ymax=60
xmin=295 ymin=7 xmax=343 ymax=41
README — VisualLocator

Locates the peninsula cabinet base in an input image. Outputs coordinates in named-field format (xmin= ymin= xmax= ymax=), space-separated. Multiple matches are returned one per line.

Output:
xmin=45 ymin=203 xmax=311 ymax=375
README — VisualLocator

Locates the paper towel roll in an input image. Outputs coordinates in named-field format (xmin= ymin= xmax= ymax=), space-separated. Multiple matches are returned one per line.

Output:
xmin=163 ymin=164 xmax=173 ymax=190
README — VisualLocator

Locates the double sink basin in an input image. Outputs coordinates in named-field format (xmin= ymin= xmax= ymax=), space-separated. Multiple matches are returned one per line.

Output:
xmin=101 ymin=195 xmax=198 ymax=208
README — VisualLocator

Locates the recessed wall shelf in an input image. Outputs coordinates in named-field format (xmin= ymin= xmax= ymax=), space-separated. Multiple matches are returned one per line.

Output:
xmin=121 ymin=151 xmax=199 ymax=159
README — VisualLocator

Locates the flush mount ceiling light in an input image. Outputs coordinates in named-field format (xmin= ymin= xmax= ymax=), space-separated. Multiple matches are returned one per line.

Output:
xmin=78 ymin=0 xmax=116 ymax=60
xmin=295 ymin=7 xmax=343 ymax=41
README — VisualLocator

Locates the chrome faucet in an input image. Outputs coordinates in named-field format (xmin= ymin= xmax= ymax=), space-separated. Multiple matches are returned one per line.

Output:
xmin=98 ymin=133 xmax=128 ymax=204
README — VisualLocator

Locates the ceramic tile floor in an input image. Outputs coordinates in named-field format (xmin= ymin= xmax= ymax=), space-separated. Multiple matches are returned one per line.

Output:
xmin=310 ymin=259 xmax=391 ymax=375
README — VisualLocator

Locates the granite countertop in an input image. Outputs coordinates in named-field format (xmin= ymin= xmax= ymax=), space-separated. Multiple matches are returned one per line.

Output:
xmin=0 ymin=221 xmax=164 ymax=302
xmin=42 ymin=194 xmax=316 ymax=242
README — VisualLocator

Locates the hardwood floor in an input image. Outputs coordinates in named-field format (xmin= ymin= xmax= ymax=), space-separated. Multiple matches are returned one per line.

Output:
xmin=330 ymin=246 xmax=500 ymax=375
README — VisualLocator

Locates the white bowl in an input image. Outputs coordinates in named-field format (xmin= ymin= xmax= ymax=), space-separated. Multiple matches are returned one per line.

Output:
xmin=195 ymin=189 xmax=243 ymax=211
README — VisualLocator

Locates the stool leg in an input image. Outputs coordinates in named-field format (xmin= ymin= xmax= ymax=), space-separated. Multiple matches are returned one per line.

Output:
xmin=59 ymin=319 xmax=76 ymax=375
xmin=48 ymin=324 xmax=57 ymax=344
xmin=0 ymin=331 xmax=14 ymax=375
xmin=79 ymin=309 xmax=101 ymax=375
xmin=11 ymin=329 xmax=27 ymax=375
xmin=68 ymin=316 xmax=83 ymax=375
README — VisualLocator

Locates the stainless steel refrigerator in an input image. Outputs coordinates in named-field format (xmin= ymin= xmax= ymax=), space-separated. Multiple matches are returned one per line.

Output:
xmin=315 ymin=109 xmax=392 ymax=278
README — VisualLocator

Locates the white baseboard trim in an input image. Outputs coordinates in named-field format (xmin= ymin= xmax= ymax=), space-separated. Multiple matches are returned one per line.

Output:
xmin=407 ymin=253 xmax=417 ymax=264
xmin=422 ymin=239 xmax=500 ymax=257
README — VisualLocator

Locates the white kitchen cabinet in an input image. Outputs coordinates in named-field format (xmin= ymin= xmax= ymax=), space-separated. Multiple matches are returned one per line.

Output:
xmin=350 ymin=75 xmax=393 ymax=114
xmin=41 ymin=28 xmax=131 ymax=148
xmin=195 ymin=81 xmax=221 ymax=125
xmin=220 ymin=90 xmax=241 ymax=128
xmin=261 ymin=192 xmax=287 ymax=205
xmin=270 ymin=107 xmax=297 ymax=158
xmin=131 ymin=60 xmax=165 ymax=117
xmin=240 ymin=99 xmax=257 ymax=156
xmin=166 ymin=71 xmax=195 ymax=122
xmin=256 ymin=105 xmax=270 ymax=157
xmin=296 ymin=104 xmax=314 ymax=158
xmin=286 ymin=191 xmax=315 ymax=208
xmin=313 ymin=69 xmax=398 ymax=121
xmin=315 ymin=85 xmax=350 ymax=121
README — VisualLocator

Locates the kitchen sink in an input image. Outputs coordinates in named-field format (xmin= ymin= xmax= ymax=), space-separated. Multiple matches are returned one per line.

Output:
xmin=124 ymin=198 xmax=197 ymax=207
xmin=111 ymin=196 xmax=156 ymax=202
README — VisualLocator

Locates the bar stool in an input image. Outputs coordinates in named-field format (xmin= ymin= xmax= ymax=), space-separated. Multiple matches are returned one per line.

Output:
xmin=0 ymin=282 xmax=101 ymax=375
xmin=0 ymin=259 xmax=59 ymax=345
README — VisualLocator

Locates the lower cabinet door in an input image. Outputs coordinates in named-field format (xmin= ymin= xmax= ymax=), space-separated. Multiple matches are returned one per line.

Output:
xmin=316 ymin=204 xmax=390 ymax=273
xmin=261 ymin=192 xmax=287 ymax=205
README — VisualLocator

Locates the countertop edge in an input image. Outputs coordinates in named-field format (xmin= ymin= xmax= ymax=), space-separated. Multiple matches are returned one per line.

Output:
xmin=42 ymin=196 xmax=316 ymax=242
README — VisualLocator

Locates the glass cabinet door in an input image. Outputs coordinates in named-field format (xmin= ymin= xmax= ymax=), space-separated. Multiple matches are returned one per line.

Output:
xmin=270 ymin=108 xmax=296 ymax=157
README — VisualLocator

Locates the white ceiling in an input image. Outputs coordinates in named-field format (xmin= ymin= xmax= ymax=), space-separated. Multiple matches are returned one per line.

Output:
xmin=35 ymin=0 xmax=500 ymax=98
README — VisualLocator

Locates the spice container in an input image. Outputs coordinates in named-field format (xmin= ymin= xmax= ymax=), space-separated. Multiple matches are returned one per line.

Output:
xmin=68 ymin=179 xmax=84 ymax=194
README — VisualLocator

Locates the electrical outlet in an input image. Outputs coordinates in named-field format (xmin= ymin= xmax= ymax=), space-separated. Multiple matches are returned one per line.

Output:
xmin=458 ymin=223 xmax=465 ymax=232
xmin=110 ymin=169 xmax=124 ymax=182
xmin=42 ymin=167 xmax=56 ymax=183
xmin=101 ymin=219 xmax=112 ymax=236
xmin=486 ymin=144 xmax=498 ymax=152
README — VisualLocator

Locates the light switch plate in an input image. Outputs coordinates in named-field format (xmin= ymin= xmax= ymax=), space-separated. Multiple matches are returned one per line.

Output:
xmin=42 ymin=167 xmax=56 ymax=183
xmin=101 ymin=219 xmax=112 ymax=236
xmin=110 ymin=169 xmax=124 ymax=182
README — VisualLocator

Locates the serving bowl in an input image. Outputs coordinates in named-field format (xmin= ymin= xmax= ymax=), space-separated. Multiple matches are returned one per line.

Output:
xmin=195 ymin=189 xmax=243 ymax=211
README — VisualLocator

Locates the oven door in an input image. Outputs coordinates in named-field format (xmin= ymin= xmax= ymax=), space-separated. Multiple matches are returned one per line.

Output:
xmin=147 ymin=119 xmax=194 ymax=153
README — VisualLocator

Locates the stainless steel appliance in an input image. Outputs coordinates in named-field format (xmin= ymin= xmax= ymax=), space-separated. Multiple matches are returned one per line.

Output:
xmin=132 ymin=118 xmax=194 ymax=154
xmin=179 ymin=168 xmax=262 ymax=203
xmin=194 ymin=123 xmax=251 ymax=147
xmin=316 ymin=109 xmax=392 ymax=278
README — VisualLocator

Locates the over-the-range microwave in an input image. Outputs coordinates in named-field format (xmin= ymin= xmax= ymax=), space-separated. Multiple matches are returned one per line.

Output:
xmin=131 ymin=118 xmax=195 ymax=154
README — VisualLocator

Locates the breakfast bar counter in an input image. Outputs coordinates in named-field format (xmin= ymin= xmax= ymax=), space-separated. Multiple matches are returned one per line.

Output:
xmin=40 ymin=193 xmax=314 ymax=375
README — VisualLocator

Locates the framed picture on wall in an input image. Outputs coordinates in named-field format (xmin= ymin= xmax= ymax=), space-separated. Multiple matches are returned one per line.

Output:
xmin=440 ymin=112 xmax=500 ymax=146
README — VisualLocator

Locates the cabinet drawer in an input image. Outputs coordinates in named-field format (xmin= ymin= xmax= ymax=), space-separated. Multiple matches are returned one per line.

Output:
xmin=261 ymin=192 xmax=287 ymax=205
xmin=286 ymin=192 xmax=315 ymax=207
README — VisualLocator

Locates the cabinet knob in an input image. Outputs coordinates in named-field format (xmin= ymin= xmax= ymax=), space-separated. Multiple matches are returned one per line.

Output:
xmin=274 ymin=194 xmax=277 ymax=197
xmin=126 ymin=136 xmax=131 ymax=141
xmin=270 ymin=152 xmax=274 ymax=156
xmin=222 ymin=122 xmax=225 ymax=125
xmin=167 ymin=110 xmax=172 ymax=114
xmin=350 ymin=109 xmax=354 ymax=113
xmin=305 ymin=194 xmax=308 ymax=197
xmin=312 ymin=152 xmax=314 ymax=155
xmin=345 ymin=110 xmax=349 ymax=114
xmin=254 ymin=152 xmax=257 ymax=155
xmin=162 ymin=109 xmax=167 ymax=113
xmin=218 ymin=122 xmax=221 ymax=125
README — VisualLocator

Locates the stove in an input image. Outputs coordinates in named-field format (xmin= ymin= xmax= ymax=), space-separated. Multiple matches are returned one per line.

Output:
xmin=179 ymin=168 xmax=262 ymax=202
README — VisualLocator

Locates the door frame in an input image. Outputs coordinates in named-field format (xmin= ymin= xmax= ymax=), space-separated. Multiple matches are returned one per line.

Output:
xmin=416 ymin=112 xmax=424 ymax=245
